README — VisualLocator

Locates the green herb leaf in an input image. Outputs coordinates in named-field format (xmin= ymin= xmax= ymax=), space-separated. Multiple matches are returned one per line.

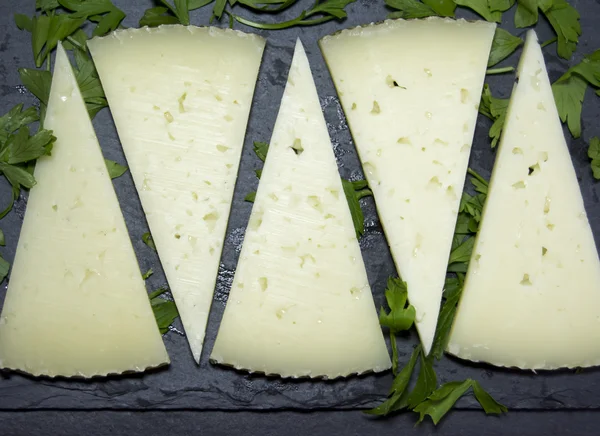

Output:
xmin=385 ymin=0 xmax=438 ymax=18
xmin=0 ymin=163 xmax=37 ymax=189
xmin=0 ymin=255 xmax=9 ymax=283
xmin=479 ymin=84 xmax=509 ymax=148
xmin=18 ymin=68 xmax=52 ymax=107
xmin=142 ymin=268 xmax=154 ymax=280
xmin=413 ymin=379 xmax=473 ymax=424
xmin=139 ymin=6 xmax=181 ymax=26
xmin=0 ymin=104 xmax=40 ymax=143
xmin=472 ymin=381 xmax=508 ymax=414
xmin=406 ymin=352 xmax=437 ymax=408
xmin=341 ymin=178 xmax=371 ymax=238
xmin=588 ymin=137 xmax=600 ymax=179
xmin=421 ymin=0 xmax=455 ymax=16
xmin=15 ymin=14 xmax=33 ymax=32
xmin=253 ymin=141 xmax=269 ymax=162
xmin=149 ymin=287 xmax=180 ymax=334
xmin=453 ymin=0 xmax=501 ymax=22
xmin=365 ymin=345 xmax=421 ymax=416
xmin=0 ymin=229 xmax=5 ymax=246
xmin=448 ymin=234 xmax=475 ymax=265
xmin=231 ymin=0 xmax=355 ymax=30
xmin=244 ymin=191 xmax=257 ymax=202
xmin=489 ymin=0 xmax=515 ymax=12
xmin=514 ymin=0 xmax=539 ymax=28
xmin=552 ymin=50 xmax=600 ymax=138
xmin=542 ymin=0 xmax=580 ymax=60
xmin=378 ymin=276 xmax=416 ymax=333
xmin=142 ymin=232 xmax=157 ymax=251
xmin=0 ymin=128 xmax=55 ymax=164
xmin=36 ymin=0 xmax=60 ymax=11
xmin=488 ymin=28 xmax=523 ymax=67
xmin=105 ymin=159 xmax=128 ymax=179
xmin=430 ymin=276 xmax=464 ymax=359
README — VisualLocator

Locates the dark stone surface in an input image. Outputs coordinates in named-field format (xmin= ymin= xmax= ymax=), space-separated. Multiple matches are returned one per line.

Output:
xmin=1 ymin=0 xmax=600 ymax=420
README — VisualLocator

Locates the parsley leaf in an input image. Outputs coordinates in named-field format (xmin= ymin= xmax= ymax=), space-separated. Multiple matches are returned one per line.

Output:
xmin=253 ymin=141 xmax=269 ymax=162
xmin=406 ymin=352 xmax=437 ymax=408
xmin=364 ymin=345 xmax=421 ymax=415
xmin=142 ymin=232 xmax=157 ymax=251
xmin=543 ymin=0 xmax=581 ymax=60
xmin=0 ymin=104 xmax=40 ymax=143
xmin=0 ymin=255 xmax=9 ymax=283
xmin=149 ymin=287 xmax=180 ymax=334
xmin=588 ymin=137 xmax=600 ymax=179
xmin=0 ymin=128 xmax=55 ymax=165
xmin=385 ymin=0 xmax=438 ymax=18
xmin=142 ymin=268 xmax=154 ymax=280
xmin=341 ymin=178 xmax=373 ymax=238
xmin=479 ymin=84 xmax=509 ymax=148
xmin=414 ymin=379 xmax=473 ymax=424
xmin=489 ymin=0 xmax=515 ymax=12
xmin=488 ymin=28 xmax=523 ymax=67
xmin=472 ymin=381 xmax=508 ymax=414
xmin=514 ymin=0 xmax=580 ymax=59
xmin=552 ymin=49 xmax=600 ymax=138
xmin=58 ymin=0 xmax=126 ymax=36
xmin=430 ymin=274 xmax=464 ymax=359
xmin=378 ymin=276 xmax=416 ymax=333
xmin=422 ymin=0 xmax=456 ymax=16
xmin=140 ymin=0 xmax=213 ymax=26
xmin=244 ymin=191 xmax=257 ymax=202
xmin=453 ymin=0 xmax=502 ymax=22
xmin=231 ymin=0 xmax=355 ymax=30
xmin=105 ymin=159 xmax=128 ymax=179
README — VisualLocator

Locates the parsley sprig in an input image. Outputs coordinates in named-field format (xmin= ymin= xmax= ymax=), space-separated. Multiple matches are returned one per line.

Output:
xmin=385 ymin=0 xmax=579 ymax=60
xmin=139 ymin=0 xmax=356 ymax=30
xmin=367 ymin=171 xmax=505 ymax=424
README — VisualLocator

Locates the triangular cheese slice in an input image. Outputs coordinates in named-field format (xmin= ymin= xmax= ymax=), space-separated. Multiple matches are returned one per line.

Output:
xmin=210 ymin=40 xmax=391 ymax=378
xmin=0 ymin=44 xmax=169 ymax=377
xmin=319 ymin=18 xmax=496 ymax=355
xmin=88 ymin=26 xmax=265 ymax=362
xmin=448 ymin=31 xmax=600 ymax=370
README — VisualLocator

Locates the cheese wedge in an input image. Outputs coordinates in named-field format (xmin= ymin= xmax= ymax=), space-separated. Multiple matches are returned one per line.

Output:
xmin=447 ymin=31 xmax=600 ymax=370
xmin=210 ymin=40 xmax=391 ymax=378
xmin=0 ymin=44 xmax=169 ymax=377
xmin=319 ymin=18 xmax=496 ymax=355
xmin=88 ymin=26 xmax=265 ymax=362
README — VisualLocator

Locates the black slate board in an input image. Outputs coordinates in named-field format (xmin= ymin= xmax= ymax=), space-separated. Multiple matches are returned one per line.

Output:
xmin=1 ymin=0 xmax=600 ymax=412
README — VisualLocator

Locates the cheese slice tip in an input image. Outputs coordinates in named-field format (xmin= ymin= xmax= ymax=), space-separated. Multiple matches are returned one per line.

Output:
xmin=319 ymin=18 xmax=496 ymax=354
xmin=88 ymin=26 xmax=265 ymax=362
xmin=0 ymin=43 xmax=169 ymax=377
xmin=447 ymin=31 xmax=600 ymax=370
xmin=210 ymin=39 xmax=391 ymax=378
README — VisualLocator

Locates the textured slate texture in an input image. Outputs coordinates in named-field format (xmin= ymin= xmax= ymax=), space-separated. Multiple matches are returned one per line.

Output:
xmin=1 ymin=0 xmax=600 ymax=412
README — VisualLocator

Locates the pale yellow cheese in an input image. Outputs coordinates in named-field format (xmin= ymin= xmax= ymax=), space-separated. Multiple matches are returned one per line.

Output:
xmin=211 ymin=40 xmax=391 ymax=378
xmin=320 ymin=18 xmax=496 ymax=354
xmin=448 ymin=31 xmax=600 ymax=370
xmin=88 ymin=26 xmax=265 ymax=362
xmin=0 ymin=44 xmax=169 ymax=377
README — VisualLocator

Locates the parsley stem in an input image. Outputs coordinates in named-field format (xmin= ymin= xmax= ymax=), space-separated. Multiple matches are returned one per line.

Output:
xmin=231 ymin=11 xmax=333 ymax=30
xmin=486 ymin=67 xmax=514 ymax=75
xmin=66 ymin=35 xmax=85 ymax=51
xmin=355 ymin=188 xmax=373 ymax=200
xmin=467 ymin=168 xmax=488 ymax=187
xmin=541 ymin=36 xmax=558 ymax=48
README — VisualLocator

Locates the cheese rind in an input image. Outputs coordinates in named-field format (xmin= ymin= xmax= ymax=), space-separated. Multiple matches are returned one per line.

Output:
xmin=319 ymin=18 xmax=496 ymax=355
xmin=447 ymin=31 xmax=600 ymax=370
xmin=0 ymin=44 xmax=169 ymax=377
xmin=88 ymin=26 xmax=265 ymax=362
xmin=210 ymin=40 xmax=391 ymax=378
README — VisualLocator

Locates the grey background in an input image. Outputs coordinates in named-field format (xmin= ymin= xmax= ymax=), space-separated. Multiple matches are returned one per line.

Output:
xmin=1 ymin=0 xmax=600 ymax=433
